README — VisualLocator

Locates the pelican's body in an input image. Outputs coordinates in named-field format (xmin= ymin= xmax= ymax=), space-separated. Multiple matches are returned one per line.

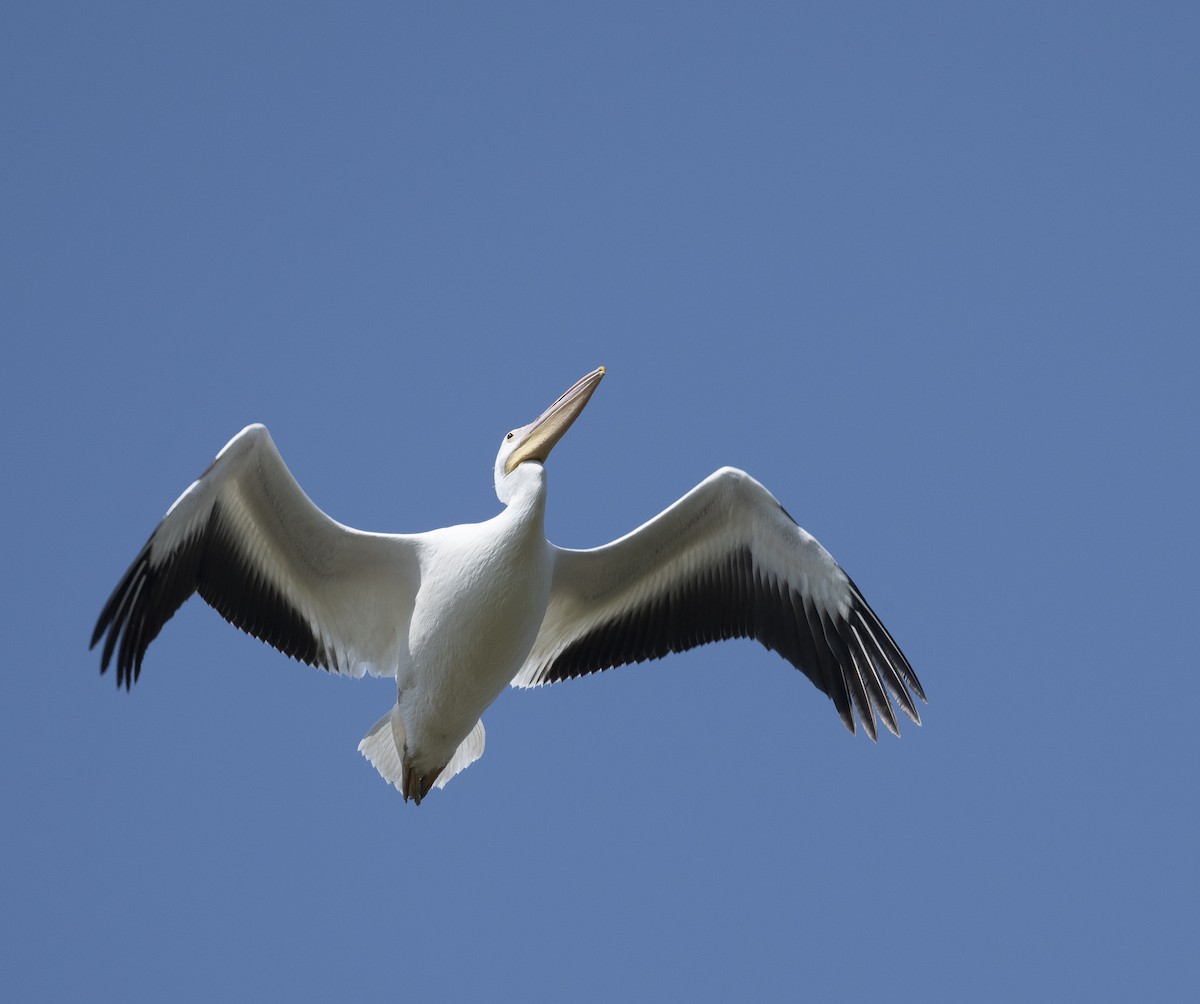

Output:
xmin=396 ymin=464 xmax=551 ymax=787
xmin=92 ymin=367 xmax=925 ymax=802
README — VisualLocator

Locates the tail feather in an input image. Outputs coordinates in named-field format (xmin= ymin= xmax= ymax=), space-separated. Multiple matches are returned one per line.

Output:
xmin=357 ymin=707 xmax=407 ymax=789
xmin=357 ymin=708 xmax=486 ymax=795
xmin=434 ymin=719 xmax=486 ymax=790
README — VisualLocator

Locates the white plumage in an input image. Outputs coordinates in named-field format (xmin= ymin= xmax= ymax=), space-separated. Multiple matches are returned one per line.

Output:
xmin=92 ymin=366 xmax=924 ymax=803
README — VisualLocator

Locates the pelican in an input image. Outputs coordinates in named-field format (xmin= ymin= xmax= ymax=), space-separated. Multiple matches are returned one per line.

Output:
xmin=91 ymin=366 xmax=924 ymax=803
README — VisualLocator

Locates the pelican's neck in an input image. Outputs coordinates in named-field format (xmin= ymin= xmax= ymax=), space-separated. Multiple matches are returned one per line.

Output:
xmin=497 ymin=462 xmax=547 ymax=531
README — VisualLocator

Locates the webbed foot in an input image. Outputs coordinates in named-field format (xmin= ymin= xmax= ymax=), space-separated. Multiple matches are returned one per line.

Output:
xmin=402 ymin=763 xmax=444 ymax=805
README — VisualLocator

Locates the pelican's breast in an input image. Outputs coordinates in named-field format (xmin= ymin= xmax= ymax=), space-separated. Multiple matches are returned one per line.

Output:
xmin=403 ymin=515 xmax=552 ymax=737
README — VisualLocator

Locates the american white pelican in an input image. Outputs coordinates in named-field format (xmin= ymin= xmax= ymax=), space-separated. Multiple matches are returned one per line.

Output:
xmin=92 ymin=366 xmax=924 ymax=803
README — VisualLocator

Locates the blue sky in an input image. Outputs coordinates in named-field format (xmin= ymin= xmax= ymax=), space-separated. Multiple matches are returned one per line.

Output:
xmin=3 ymin=3 xmax=1197 ymax=1000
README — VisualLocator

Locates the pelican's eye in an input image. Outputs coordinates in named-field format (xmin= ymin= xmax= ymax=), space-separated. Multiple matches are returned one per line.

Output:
xmin=506 ymin=432 xmax=514 ymax=440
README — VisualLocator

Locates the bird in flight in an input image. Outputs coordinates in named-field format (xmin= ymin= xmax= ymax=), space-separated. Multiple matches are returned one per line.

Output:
xmin=92 ymin=366 xmax=924 ymax=803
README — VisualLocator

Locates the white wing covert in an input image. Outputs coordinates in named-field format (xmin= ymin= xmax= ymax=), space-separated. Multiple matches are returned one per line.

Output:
xmin=514 ymin=468 xmax=925 ymax=739
xmin=91 ymin=424 xmax=419 ymax=686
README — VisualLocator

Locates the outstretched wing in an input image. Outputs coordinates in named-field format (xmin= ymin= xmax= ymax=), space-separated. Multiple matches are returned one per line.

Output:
xmin=91 ymin=424 xmax=419 ymax=686
xmin=513 ymin=467 xmax=924 ymax=739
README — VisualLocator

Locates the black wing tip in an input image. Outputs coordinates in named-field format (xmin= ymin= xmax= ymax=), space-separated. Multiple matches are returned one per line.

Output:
xmin=92 ymin=630 xmax=139 ymax=690
xmin=909 ymin=676 xmax=929 ymax=704
xmin=90 ymin=463 xmax=337 ymax=688
xmin=91 ymin=534 xmax=169 ymax=690
xmin=844 ymin=577 xmax=927 ymax=706
xmin=837 ymin=705 xmax=856 ymax=734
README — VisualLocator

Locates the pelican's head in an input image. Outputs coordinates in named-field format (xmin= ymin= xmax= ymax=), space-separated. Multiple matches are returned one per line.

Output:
xmin=494 ymin=365 xmax=605 ymax=503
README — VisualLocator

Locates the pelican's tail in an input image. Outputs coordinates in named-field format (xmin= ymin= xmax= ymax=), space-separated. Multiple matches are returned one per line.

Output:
xmin=357 ymin=708 xmax=486 ymax=795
